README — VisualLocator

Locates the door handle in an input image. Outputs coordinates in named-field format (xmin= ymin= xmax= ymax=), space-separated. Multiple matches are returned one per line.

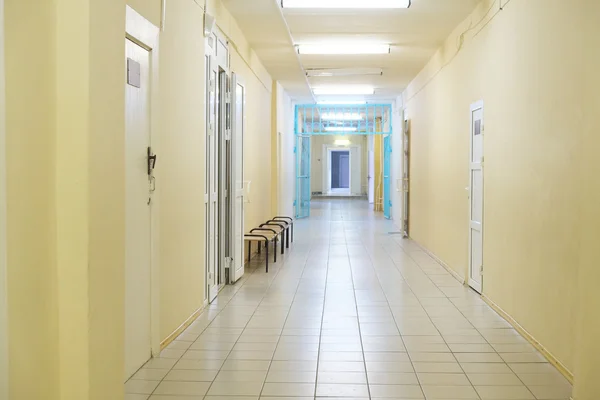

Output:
xmin=147 ymin=147 xmax=157 ymax=175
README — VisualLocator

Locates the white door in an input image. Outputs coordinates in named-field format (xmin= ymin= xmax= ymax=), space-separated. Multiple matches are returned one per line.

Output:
xmin=368 ymin=136 xmax=375 ymax=203
xmin=350 ymin=146 xmax=361 ymax=196
xmin=125 ymin=39 xmax=152 ymax=379
xmin=207 ymin=56 xmax=219 ymax=303
xmin=219 ymin=70 xmax=230 ymax=287
xmin=468 ymin=101 xmax=484 ymax=293
xmin=402 ymin=118 xmax=410 ymax=237
xmin=230 ymin=74 xmax=245 ymax=282
xmin=339 ymin=154 xmax=350 ymax=188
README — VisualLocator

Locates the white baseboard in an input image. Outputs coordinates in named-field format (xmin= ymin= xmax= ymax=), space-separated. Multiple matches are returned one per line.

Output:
xmin=411 ymin=240 xmax=466 ymax=284
xmin=160 ymin=305 xmax=205 ymax=350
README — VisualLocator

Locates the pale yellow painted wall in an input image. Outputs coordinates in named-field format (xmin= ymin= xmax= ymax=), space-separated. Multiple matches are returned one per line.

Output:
xmin=404 ymin=0 xmax=583 ymax=372
xmin=573 ymin=2 xmax=600 ymax=398
xmin=5 ymin=1 xmax=59 ymax=398
xmin=128 ymin=0 xmax=273 ymax=340
xmin=127 ymin=0 xmax=162 ymax=27
xmin=153 ymin=0 xmax=207 ymax=341
xmin=4 ymin=0 xmax=271 ymax=397
xmin=311 ymin=135 xmax=368 ymax=194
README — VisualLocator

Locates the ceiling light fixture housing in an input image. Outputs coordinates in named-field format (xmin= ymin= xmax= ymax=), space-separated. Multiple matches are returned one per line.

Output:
xmin=298 ymin=44 xmax=390 ymax=55
xmin=313 ymin=86 xmax=375 ymax=96
xmin=317 ymin=100 xmax=367 ymax=105
xmin=282 ymin=0 xmax=411 ymax=9
xmin=325 ymin=127 xmax=358 ymax=132
xmin=321 ymin=112 xmax=363 ymax=121
xmin=307 ymin=68 xmax=383 ymax=78
xmin=334 ymin=139 xmax=351 ymax=146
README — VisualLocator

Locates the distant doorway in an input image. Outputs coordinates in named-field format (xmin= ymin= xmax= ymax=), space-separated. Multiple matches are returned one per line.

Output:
xmin=331 ymin=150 xmax=350 ymax=190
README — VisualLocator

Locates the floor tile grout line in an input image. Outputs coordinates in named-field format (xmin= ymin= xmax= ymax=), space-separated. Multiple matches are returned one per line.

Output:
xmin=358 ymin=223 xmax=425 ymax=400
xmin=343 ymin=218 xmax=373 ymax=400
xmin=376 ymin=237 xmax=485 ymax=395
xmin=398 ymin=241 xmax=539 ymax=397
xmin=203 ymin=244 xmax=306 ymax=398
xmin=388 ymin=238 xmax=535 ymax=396
xmin=144 ymin=243 xmax=295 ymax=398
xmin=258 ymin=235 xmax=312 ymax=399
xmin=312 ymin=215 xmax=333 ymax=400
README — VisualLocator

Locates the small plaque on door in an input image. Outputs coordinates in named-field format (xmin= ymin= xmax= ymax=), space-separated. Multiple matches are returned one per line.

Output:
xmin=127 ymin=58 xmax=141 ymax=88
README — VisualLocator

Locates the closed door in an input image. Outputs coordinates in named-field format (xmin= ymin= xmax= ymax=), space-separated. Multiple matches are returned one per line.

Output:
xmin=231 ymin=74 xmax=246 ymax=282
xmin=218 ymin=70 xmax=229 ymax=289
xmin=368 ymin=136 xmax=375 ymax=203
xmin=231 ymin=74 xmax=245 ymax=282
xmin=207 ymin=56 xmax=219 ymax=303
xmin=125 ymin=39 xmax=152 ymax=379
xmin=383 ymin=135 xmax=392 ymax=219
xmin=469 ymin=101 xmax=484 ymax=293
xmin=349 ymin=146 xmax=361 ymax=195
xmin=295 ymin=135 xmax=311 ymax=218
xmin=402 ymin=119 xmax=410 ymax=236
xmin=339 ymin=154 xmax=350 ymax=188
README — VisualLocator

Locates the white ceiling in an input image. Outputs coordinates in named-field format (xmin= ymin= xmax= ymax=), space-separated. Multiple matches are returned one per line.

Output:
xmin=222 ymin=0 xmax=480 ymax=103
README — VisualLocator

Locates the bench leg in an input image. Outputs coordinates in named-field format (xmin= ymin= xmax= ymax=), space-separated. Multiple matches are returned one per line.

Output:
xmin=265 ymin=240 xmax=269 ymax=273
xmin=281 ymin=233 xmax=284 ymax=255
xmin=274 ymin=238 xmax=277 ymax=263
xmin=291 ymin=223 xmax=294 ymax=242
xmin=248 ymin=241 xmax=252 ymax=263
xmin=286 ymin=227 xmax=290 ymax=248
xmin=258 ymin=241 xmax=261 ymax=254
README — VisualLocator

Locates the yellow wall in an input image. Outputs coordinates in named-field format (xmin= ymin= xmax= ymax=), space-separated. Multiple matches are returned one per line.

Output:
xmin=404 ymin=0 xmax=583 ymax=372
xmin=153 ymin=0 xmax=207 ymax=341
xmin=127 ymin=0 xmax=162 ymax=27
xmin=5 ymin=1 xmax=59 ymax=398
xmin=4 ymin=0 xmax=272 ymax=397
xmin=573 ymin=2 xmax=600 ymax=398
xmin=374 ymin=134 xmax=383 ymax=212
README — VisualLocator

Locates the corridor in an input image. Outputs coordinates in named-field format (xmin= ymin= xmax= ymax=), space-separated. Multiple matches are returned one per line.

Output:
xmin=126 ymin=199 xmax=572 ymax=400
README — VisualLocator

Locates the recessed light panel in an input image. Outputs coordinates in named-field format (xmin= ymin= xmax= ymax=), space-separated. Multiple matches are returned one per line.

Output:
xmin=298 ymin=44 xmax=390 ymax=55
xmin=283 ymin=0 xmax=411 ymax=9
xmin=313 ymin=86 xmax=375 ymax=95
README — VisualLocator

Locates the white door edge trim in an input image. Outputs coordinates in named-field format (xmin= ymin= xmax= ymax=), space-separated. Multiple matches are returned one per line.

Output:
xmin=125 ymin=5 xmax=161 ymax=356
xmin=0 ymin=0 xmax=8 ymax=395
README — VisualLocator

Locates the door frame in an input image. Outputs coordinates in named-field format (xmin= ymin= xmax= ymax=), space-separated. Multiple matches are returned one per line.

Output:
xmin=205 ymin=28 xmax=230 ymax=301
xmin=468 ymin=100 xmax=484 ymax=293
xmin=325 ymin=148 xmax=351 ymax=194
xmin=322 ymin=144 xmax=361 ymax=195
xmin=230 ymin=73 xmax=245 ymax=283
xmin=368 ymin=136 xmax=375 ymax=203
xmin=0 ymin=0 xmax=8 ymax=395
xmin=125 ymin=5 xmax=161 ymax=356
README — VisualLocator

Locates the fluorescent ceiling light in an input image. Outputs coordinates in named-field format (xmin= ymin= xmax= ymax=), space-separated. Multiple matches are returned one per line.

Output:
xmin=325 ymin=127 xmax=357 ymax=132
xmin=318 ymin=101 xmax=367 ymax=105
xmin=298 ymin=44 xmax=390 ymax=55
xmin=282 ymin=0 xmax=411 ymax=9
xmin=313 ymin=86 xmax=375 ymax=95
xmin=321 ymin=112 xmax=363 ymax=121
xmin=307 ymin=68 xmax=383 ymax=77
xmin=335 ymin=139 xmax=351 ymax=146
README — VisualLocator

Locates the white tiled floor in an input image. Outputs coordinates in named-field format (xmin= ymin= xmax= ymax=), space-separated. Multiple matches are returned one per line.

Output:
xmin=126 ymin=199 xmax=573 ymax=400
